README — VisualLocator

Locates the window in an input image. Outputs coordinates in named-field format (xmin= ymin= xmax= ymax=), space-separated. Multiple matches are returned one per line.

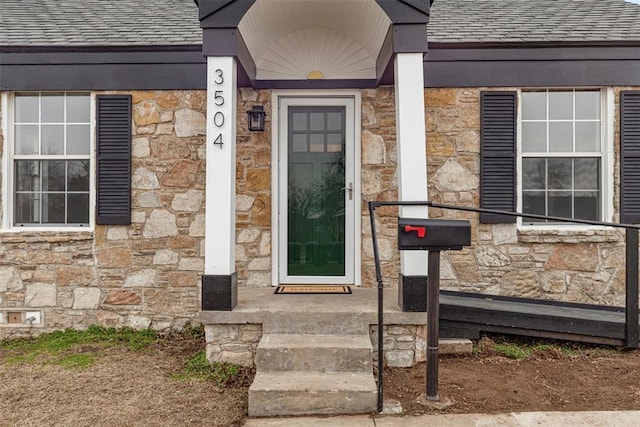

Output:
xmin=520 ymin=90 xmax=604 ymax=225
xmin=11 ymin=92 xmax=91 ymax=227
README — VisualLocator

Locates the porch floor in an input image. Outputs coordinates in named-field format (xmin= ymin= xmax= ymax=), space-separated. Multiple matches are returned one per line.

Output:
xmin=198 ymin=287 xmax=426 ymax=326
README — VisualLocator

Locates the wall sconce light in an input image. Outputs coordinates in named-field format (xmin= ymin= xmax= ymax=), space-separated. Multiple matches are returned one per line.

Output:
xmin=247 ymin=105 xmax=266 ymax=131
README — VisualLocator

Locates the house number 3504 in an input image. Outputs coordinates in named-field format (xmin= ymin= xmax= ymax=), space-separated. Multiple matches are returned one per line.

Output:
xmin=213 ymin=68 xmax=225 ymax=149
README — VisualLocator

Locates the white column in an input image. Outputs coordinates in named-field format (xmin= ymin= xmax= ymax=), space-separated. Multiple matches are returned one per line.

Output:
xmin=204 ymin=57 xmax=237 ymax=275
xmin=395 ymin=52 xmax=428 ymax=276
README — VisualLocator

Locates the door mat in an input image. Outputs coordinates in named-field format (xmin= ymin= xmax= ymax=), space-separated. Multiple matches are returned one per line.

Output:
xmin=274 ymin=285 xmax=352 ymax=294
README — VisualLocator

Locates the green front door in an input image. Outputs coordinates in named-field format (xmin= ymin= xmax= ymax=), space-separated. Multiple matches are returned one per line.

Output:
xmin=279 ymin=98 xmax=355 ymax=284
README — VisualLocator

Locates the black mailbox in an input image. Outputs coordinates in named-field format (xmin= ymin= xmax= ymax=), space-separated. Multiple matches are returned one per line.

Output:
xmin=398 ymin=218 xmax=471 ymax=251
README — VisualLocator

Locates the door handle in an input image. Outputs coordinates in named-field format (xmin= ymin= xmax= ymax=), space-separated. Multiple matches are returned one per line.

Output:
xmin=341 ymin=182 xmax=353 ymax=200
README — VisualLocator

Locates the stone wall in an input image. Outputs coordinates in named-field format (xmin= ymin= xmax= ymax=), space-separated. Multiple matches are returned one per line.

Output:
xmin=0 ymin=90 xmax=207 ymax=337
xmin=205 ymin=323 xmax=262 ymax=367
xmin=425 ymin=87 xmax=637 ymax=306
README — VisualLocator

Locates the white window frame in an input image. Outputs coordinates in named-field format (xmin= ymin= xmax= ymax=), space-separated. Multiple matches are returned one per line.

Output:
xmin=1 ymin=91 xmax=96 ymax=232
xmin=516 ymin=88 xmax=614 ymax=230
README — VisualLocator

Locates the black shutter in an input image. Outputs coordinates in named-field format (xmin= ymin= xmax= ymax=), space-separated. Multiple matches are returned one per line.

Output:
xmin=621 ymin=91 xmax=640 ymax=224
xmin=96 ymin=95 xmax=131 ymax=225
xmin=480 ymin=91 xmax=517 ymax=223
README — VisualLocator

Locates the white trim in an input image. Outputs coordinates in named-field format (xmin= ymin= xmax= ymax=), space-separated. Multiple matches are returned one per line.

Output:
xmin=1 ymin=92 xmax=95 ymax=232
xmin=204 ymin=57 xmax=237 ymax=276
xmin=516 ymin=88 xmax=614 ymax=230
xmin=394 ymin=53 xmax=428 ymax=277
xmin=270 ymin=90 xmax=361 ymax=286
xmin=1 ymin=92 xmax=10 ymax=230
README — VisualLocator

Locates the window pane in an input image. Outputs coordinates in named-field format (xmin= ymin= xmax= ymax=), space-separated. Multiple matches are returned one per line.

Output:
xmin=68 ymin=194 xmax=89 ymax=224
xmin=15 ymin=95 xmax=39 ymax=123
xmin=310 ymin=112 xmax=324 ymax=131
xmin=327 ymin=133 xmax=343 ymax=153
xmin=15 ymin=193 xmax=40 ymax=224
xmin=67 ymin=124 xmax=90 ymax=155
xmin=549 ymin=122 xmax=573 ymax=152
xmin=548 ymin=158 xmax=571 ymax=189
xmin=42 ymin=193 xmax=65 ymax=224
xmin=292 ymin=112 xmax=307 ymax=131
xmin=310 ymin=134 xmax=324 ymax=152
xmin=41 ymin=124 xmax=64 ymax=155
xmin=521 ymin=92 xmax=546 ymax=120
xmin=522 ymin=122 xmax=547 ymax=152
xmin=523 ymin=190 xmax=545 ymax=223
xmin=67 ymin=93 xmax=90 ymax=122
xmin=42 ymin=161 xmax=65 ymax=191
xmin=15 ymin=124 xmax=39 ymax=155
xmin=41 ymin=93 xmax=64 ymax=123
xmin=575 ymin=122 xmax=600 ymax=152
xmin=67 ymin=160 xmax=90 ymax=191
xmin=575 ymin=91 xmax=600 ymax=120
xmin=548 ymin=191 xmax=572 ymax=218
xmin=15 ymin=161 xmax=39 ymax=191
xmin=549 ymin=92 xmax=573 ymax=120
xmin=327 ymin=112 xmax=342 ymax=131
xmin=574 ymin=158 xmax=599 ymax=190
xmin=522 ymin=158 xmax=545 ymax=190
xmin=574 ymin=191 xmax=599 ymax=221
xmin=292 ymin=134 xmax=307 ymax=152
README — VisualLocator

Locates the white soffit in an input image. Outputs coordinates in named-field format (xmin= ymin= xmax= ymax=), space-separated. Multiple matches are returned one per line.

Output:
xmin=239 ymin=0 xmax=391 ymax=80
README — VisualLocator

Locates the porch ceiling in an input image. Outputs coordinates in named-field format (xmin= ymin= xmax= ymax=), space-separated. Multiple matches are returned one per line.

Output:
xmin=238 ymin=0 xmax=391 ymax=80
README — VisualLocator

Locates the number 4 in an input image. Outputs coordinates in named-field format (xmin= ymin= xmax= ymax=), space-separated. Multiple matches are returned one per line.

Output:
xmin=213 ymin=133 xmax=223 ymax=148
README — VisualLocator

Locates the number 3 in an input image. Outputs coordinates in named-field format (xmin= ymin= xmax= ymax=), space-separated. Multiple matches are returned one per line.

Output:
xmin=215 ymin=69 xmax=224 ymax=85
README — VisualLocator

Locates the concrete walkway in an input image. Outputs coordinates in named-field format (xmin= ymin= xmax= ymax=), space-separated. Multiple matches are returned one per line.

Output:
xmin=243 ymin=411 xmax=640 ymax=426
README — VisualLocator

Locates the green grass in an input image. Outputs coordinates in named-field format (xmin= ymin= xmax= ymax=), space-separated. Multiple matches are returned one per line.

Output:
xmin=176 ymin=350 xmax=243 ymax=387
xmin=1 ymin=325 xmax=158 ymax=369
xmin=475 ymin=334 xmax=591 ymax=360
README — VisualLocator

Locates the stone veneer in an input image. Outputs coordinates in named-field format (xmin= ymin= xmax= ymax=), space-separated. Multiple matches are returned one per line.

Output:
xmin=0 ymin=90 xmax=208 ymax=337
xmin=423 ymin=87 xmax=639 ymax=306
xmin=2 ymin=85 xmax=639 ymax=337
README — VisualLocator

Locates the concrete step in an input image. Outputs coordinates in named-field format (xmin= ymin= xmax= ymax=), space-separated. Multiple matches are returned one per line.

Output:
xmin=255 ymin=334 xmax=372 ymax=372
xmin=262 ymin=312 xmax=368 ymax=334
xmin=248 ymin=371 xmax=377 ymax=417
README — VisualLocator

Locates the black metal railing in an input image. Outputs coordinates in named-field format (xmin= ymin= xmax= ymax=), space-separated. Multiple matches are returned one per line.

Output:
xmin=368 ymin=200 xmax=640 ymax=412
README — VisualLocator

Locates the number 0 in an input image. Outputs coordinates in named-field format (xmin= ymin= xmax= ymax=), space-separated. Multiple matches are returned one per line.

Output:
xmin=214 ymin=112 xmax=224 ymax=127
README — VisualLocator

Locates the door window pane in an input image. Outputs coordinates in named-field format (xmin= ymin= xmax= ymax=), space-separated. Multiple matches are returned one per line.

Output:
xmin=309 ymin=112 xmax=324 ymax=131
xmin=327 ymin=112 xmax=342 ymax=131
xmin=310 ymin=134 xmax=324 ymax=152
xmin=292 ymin=134 xmax=307 ymax=152
xmin=292 ymin=112 xmax=307 ymax=131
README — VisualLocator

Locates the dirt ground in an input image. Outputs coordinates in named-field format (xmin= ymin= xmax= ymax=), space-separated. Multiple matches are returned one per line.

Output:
xmin=2 ymin=335 xmax=640 ymax=426
xmin=385 ymin=336 xmax=640 ymax=415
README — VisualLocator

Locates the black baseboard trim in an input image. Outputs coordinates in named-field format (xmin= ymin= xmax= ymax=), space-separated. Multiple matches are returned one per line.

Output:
xmin=398 ymin=274 xmax=428 ymax=312
xmin=202 ymin=273 xmax=237 ymax=311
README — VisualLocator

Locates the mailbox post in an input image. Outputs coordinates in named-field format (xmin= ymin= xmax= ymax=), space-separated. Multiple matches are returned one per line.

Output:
xmin=398 ymin=218 xmax=471 ymax=401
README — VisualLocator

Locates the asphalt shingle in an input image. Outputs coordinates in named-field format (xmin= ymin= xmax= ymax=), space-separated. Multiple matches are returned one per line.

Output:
xmin=0 ymin=0 xmax=639 ymax=47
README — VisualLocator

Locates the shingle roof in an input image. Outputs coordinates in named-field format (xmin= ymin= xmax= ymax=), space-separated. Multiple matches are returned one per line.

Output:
xmin=1 ymin=0 xmax=639 ymax=47
xmin=0 ymin=0 xmax=202 ymax=46
xmin=428 ymin=0 xmax=640 ymax=43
